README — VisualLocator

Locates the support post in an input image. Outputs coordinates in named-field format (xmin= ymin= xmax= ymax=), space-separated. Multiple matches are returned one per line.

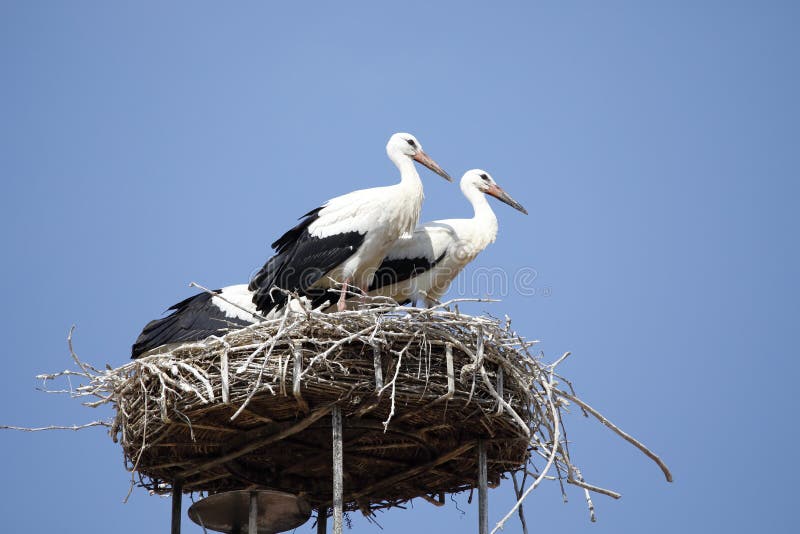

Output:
xmin=248 ymin=491 xmax=258 ymax=534
xmin=332 ymin=406 xmax=344 ymax=534
xmin=316 ymin=507 xmax=328 ymax=534
xmin=171 ymin=479 xmax=183 ymax=534
xmin=478 ymin=439 xmax=488 ymax=534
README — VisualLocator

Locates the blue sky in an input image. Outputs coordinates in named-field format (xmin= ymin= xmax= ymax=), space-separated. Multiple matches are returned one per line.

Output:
xmin=1 ymin=1 xmax=798 ymax=532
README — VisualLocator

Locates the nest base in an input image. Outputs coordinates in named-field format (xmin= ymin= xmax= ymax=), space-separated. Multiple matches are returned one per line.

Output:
xmin=114 ymin=307 xmax=537 ymax=512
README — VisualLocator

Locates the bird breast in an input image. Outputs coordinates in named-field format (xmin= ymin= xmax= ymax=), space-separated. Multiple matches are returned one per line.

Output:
xmin=311 ymin=183 xmax=424 ymax=286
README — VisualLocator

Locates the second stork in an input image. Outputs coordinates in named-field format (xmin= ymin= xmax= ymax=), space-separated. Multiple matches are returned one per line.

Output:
xmin=367 ymin=169 xmax=527 ymax=307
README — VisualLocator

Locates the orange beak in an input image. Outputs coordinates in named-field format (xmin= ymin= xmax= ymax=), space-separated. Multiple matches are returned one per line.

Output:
xmin=413 ymin=151 xmax=452 ymax=182
xmin=487 ymin=184 xmax=528 ymax=214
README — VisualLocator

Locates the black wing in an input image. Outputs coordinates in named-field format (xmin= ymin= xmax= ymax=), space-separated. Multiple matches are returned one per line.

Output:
xmin=369 ymin=251 xmax=447 ymax=291
xmin=249 ymin=207 xmax=365 ymax=314
xmin=131 ymin=291 xmax=252 ymax=358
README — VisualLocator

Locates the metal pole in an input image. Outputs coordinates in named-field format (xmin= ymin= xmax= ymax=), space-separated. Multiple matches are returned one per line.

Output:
xmin=478 ymin=440 xmax=488 ymax=534
xmin=249 ymin=491 xmax=258 ymax=534
xmin=171 ymin=479 xmax=183 ymax=534
xmin=316 ymin=507 xmax=328 ymax=534
xmin=332 ymin=406 xmax=344 ymax=534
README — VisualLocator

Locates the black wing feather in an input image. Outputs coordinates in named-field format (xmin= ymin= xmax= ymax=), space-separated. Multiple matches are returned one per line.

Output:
xmin=131 ymin=291 xmax=252 ymax=359
xmin=369 ymin=251 xmax=447 ymax=291
xmin=271 ymin=207 xmax=324 ymax=254
xmin=249 ymin=207 xmax=365 ymax=313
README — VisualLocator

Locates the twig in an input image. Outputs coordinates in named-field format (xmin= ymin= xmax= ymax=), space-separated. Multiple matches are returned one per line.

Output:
xmin=379 ymin=338 xmax=414 ymax=431
xmin=67 ymin=326 xmax=96 ymax=377
xmin=567 ymin=475 xmax=621 ymax=500
xmin=0 ymin=421 xmax=109 ymax=431
xmin=554 ymin=388 xmax=673 ymax=483
xmin=510 ymin=471 xmax=529 ymax=534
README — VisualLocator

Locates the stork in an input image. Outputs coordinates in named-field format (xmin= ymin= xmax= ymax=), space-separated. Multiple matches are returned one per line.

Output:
xmin=131 ymin=133 xmax=450 ymax=358
xmin=366 ymin=169 xmax=527 ymax=307
xmin=248 ymin=132 xmax=451 ymax=314
xmin=130 ymin=284 xmax=262 ymax=358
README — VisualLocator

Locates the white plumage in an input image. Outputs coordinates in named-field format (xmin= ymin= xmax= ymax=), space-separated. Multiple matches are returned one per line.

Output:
xmin=207 ymin=284 xmax=259 ymax=321
xmin=132 ymin=132 xmax=451 ymax=358
xmin=248 ymin=132 xmax=452 ymax=313
xmin=367 ymin=169 xmax=527 ymax=307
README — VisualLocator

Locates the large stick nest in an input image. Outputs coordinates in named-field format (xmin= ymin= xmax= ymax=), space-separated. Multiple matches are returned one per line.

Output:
xmin=113 ymin=301 xmax=540 ymax=512
xmin=37 ymin=299 xmax=672 ymax=523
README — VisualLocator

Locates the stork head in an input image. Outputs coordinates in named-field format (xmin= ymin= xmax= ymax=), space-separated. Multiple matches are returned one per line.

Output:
xmin=387 ymin=132 xmax=452 ymax=182
xmin=462 ymin=169 xmax=528 ymax=214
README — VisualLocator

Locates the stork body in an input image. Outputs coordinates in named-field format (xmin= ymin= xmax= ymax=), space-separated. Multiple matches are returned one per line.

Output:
xmin=131 ymin=133 xmax=450 ymax=358
xmin=368 ymin=170 xmax=527 ymax=307
xmin=248 ymin=132 xmax=451 ymax=314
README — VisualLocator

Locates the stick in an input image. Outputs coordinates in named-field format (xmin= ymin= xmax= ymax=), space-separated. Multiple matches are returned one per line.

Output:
xmin=555 ymin=388 xmax=673 ymax=483
xmin=293 ymin=342 xmax=309 ymax=413
xmin=0 ymin=421 xmax=108 ymax=431
xmin=510 ymin=471 xmax=529 ymax=534
xmin=495 ymin=366 xmax=504 ymax=415
xmin=372 ymin=343 xmax=384 ymax=392
xmin=219 ymin=342 xmax=230 ymax=404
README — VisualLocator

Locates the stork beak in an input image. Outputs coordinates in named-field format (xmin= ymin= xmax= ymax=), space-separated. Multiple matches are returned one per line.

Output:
xmin=413 ymin=151 xmax=453 ymax=182
xmin=487 ymin=184 xmax=528 ymax=214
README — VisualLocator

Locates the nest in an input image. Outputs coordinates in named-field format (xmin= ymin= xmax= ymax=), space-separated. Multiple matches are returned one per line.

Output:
xmin=36 ymin=299 xmax=672 ymax=525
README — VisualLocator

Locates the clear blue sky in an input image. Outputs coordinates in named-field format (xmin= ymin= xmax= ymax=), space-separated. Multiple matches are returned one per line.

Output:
xmin=1 ymin=2 xmax=797 ymax=532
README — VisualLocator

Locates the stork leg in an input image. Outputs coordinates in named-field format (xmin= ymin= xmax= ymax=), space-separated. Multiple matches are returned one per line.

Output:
xmin=337 ymin=278 xmax=352 ymax=312
xmin=357 ymin=284 xmax=371 ymax=308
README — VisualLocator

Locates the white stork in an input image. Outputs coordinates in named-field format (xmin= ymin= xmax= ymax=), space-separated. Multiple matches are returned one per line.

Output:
xmin=131 ymin=133 xmax=450 ymax=358
xmin=366 ymin=169 xmax=527 ymax=307
xmin=247 ymin=132 xmax=451 ymax=314
xmin=131 ymin=284 xmax=259 ymax=358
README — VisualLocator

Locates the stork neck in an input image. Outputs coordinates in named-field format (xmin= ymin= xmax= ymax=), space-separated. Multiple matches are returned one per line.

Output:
xmin=463 ymin=185 xmax=498 ymax=239
xmin=387 ymin=148 xmax=423 ymax=190
xmin=385 ymin=151 xmax=424 ymax=236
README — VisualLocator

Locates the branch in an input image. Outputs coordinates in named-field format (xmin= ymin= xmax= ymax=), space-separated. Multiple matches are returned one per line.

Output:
xmin=555 ymin=388 xmax=673 ymax=483
xmin=0 ymin=421 xmax=109 ymax=431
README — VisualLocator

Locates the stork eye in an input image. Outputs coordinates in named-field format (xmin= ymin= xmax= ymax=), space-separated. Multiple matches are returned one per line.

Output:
xmin=480 ymin=173 xmax=490 ymax=182
xmin=406 ymin=139 xmax=417 ymax=148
